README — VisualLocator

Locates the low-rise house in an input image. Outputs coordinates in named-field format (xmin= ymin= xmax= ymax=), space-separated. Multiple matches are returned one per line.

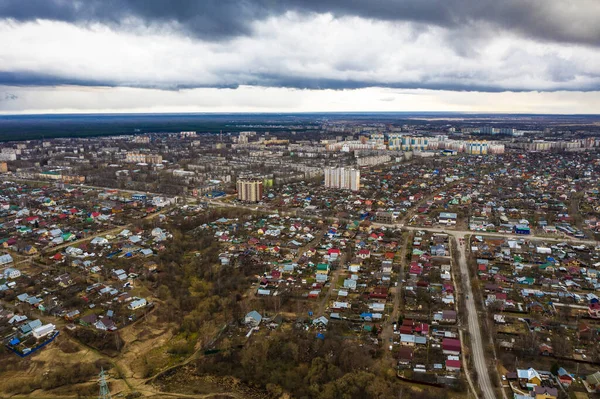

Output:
xmin=517 ymin=368 xmax=541 ymax=387
xmin=3 ymin=267 xmax=20 ymax=279
xmin=245 ymin=310 xmax=262 ymax=327
xmin=586 ymin=371 xmax=600 ymax=392
xmin=20 ymin=319 xmax=42 ymax=335
xmin=445 ymin=359 xmax=461 ymax=372
xmin=0 ymin=253 xmax=13 ymax=266
xmin=397 ymin=347 xmax=413 ymax=365
xmin=533 ymin=386 xmax=557 ymax=399
xmin=90 ymin=237 xmax=109 ymax=246
xmin=556 ymin=367 xmax=574 ymax=386
xmin=442 ymin=338 xmax=461 ymax=355
xmin=439 ymin=212 xmax=457 ymax=225
xmin=128 ymin=298 xmax=147 ymax=310
xmin=95 ymin=317 xmax=117 ymax=331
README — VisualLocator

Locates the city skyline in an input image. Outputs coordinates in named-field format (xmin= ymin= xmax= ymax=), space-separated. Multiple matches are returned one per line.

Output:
xmin=1 ymin=1 xmax=600 ymax=114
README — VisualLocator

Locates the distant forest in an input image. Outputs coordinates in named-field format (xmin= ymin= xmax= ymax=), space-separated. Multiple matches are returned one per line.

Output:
xmin=0 ymin=112 xmax=599 ymax=141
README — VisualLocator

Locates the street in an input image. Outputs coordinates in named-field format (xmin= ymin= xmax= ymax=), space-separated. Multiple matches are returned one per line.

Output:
xmin=454 ymin=235 xmax=497 ymax=399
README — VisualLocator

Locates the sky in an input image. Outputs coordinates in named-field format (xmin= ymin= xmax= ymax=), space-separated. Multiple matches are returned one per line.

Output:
xmin=1 ymin=0 xmax=600 ymax=114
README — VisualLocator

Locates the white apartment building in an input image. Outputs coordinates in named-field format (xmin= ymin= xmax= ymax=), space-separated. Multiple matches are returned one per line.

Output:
xmin=324 ymin=167 xmax=360 ymax=191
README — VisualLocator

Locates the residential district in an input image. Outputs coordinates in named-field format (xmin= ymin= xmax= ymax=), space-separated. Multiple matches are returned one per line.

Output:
xmin=0 ymin=120 xmax=600 ymax=399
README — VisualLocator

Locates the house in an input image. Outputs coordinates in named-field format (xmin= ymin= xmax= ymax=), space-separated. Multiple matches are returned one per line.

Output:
xmin=343 ymin=279 xmax=357 ymax=290
xmin=95 ymin=318 xmax=117 ymax=331
xmin=0 ymin=253 xmax=13 ymax=265
xmin=431 ymin=244 xmax=447 ymax=257
xmin=22 ymin=245 xmax=38 ymax=255
xmin=514 ymin=224 xmax=531 ymax=235
xmin=357 ymin=249 xmax=371 ymax=259
xmin=442 ymin=338 xmax=461 ymax=355
xmin=8 ymin=314 xmax=27 ymax=324
xmin=128 ymin=298 xmax=147 ymax=310
xmin=144 ymin=261 xmax=158 ymax=272
xmin=90 ymin=237 xmax=109 ymax=246
xmin=20 ymin=319 xmax=43 ymax=335
xmin=56 ymin=273 xmax=73 ymax=288
xmin=3 ymin=267 xmax=21 ymax=279
xmin=397 ymin=347 xmax=413 ymax=365
xmin=445 ymin=359 xmax=461 ymax=372
xmin=556 ymin=367 xmax=574 ymax=386
xmin=151 ymin=227 xmax=164 ymax=237
xmin=80 ymin=313 xmax=98 ymax=326
xmin=439 ymin=212 xmax=457 ymax=225
xmin=441 ymin=310 xmax=457 ymax=323
xmin=400 ymin=334 xmax=417 ymax=346
xmin=539 ymin=343 xmax=553 ymax=356
xmin=245 ymin=310 xmax=262 ymax=326
xmin=32 ymin=323 xmax=56 ymax=339
xmin=370 ymin=287 xmax=388 ymax=299
xmin=65 ymin=310 xmax=80 ymax=321
xmin=586 ymin=371 xmax=600 ymax=392
xmin=327 ymin=248 xmax=341 ymax=258
xmin=517 ymin=368 xmax=541 ymax=387
xmin=316 ymin=263 xmax=330 ymax=273
xmin=589 ymin=302 xmax=600 ymax=318
xmin=140 ymin=248 xmax=153 ymax=257
xmin=533 ymin=386 xmax=557 ymax=399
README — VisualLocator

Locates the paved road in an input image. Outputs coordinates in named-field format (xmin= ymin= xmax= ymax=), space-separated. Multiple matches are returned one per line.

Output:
xmin=454 ymin=236 xmax=496 ymax=399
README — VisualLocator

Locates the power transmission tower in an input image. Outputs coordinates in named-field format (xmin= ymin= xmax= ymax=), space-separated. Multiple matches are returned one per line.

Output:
xmin=98 ymin=368 xmax=112 ymax=399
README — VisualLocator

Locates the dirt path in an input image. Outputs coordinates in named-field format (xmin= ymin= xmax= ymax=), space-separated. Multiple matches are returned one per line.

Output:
xmin=381 ymin=231 xmax=410 ymax=360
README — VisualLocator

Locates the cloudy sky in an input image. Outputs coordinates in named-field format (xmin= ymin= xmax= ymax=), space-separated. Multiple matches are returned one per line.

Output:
xmin=1 ymin=0 xmax=600 ymax=114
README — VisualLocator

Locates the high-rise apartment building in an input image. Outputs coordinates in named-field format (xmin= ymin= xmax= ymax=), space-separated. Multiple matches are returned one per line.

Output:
xmin=388 ymin=133 xmax=403 ymax=150
xmin=237 ymin=179 xmax=264 ymax=202
xmin=324 ymin=167 xmax=360 ymax=191
xmin=466 ymin=140 xmax=489 ymax=155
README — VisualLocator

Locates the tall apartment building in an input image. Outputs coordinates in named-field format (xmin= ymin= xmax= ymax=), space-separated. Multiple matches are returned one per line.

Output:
xmin=466 ymin=140 xmax=489 ymax=155
xmin=324 ymin=167 xmax=360 ymax=191
xmin=237 ymin=179 xmax=264 ymax=202
xmin=388 ymin=133 xmax=403 ymax=150
xmin=369 ymin=133 xmax=385 ymax=146
xmin=400 ymin=136 xmax=431 ymax=151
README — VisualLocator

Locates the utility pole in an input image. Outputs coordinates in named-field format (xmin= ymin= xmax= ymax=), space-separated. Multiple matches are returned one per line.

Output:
xmin=98 ymin=368 xmax=111 ymax=399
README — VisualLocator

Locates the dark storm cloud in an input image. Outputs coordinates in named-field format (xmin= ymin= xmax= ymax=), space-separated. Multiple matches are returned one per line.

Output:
xmin=247 ymin=73 xmax=551 ymax=92
xmin=1 ymin=0 xmax=599 ymax=46
xmin=2 ymin=70 xmax=588 ymax=93
xmin=0 ymin=71 xmax=117 ymax=88
xmin=1 ymin=0 xmax=599 ymax=93
xmin=0 ymin=71 xmax=240 ymax=90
